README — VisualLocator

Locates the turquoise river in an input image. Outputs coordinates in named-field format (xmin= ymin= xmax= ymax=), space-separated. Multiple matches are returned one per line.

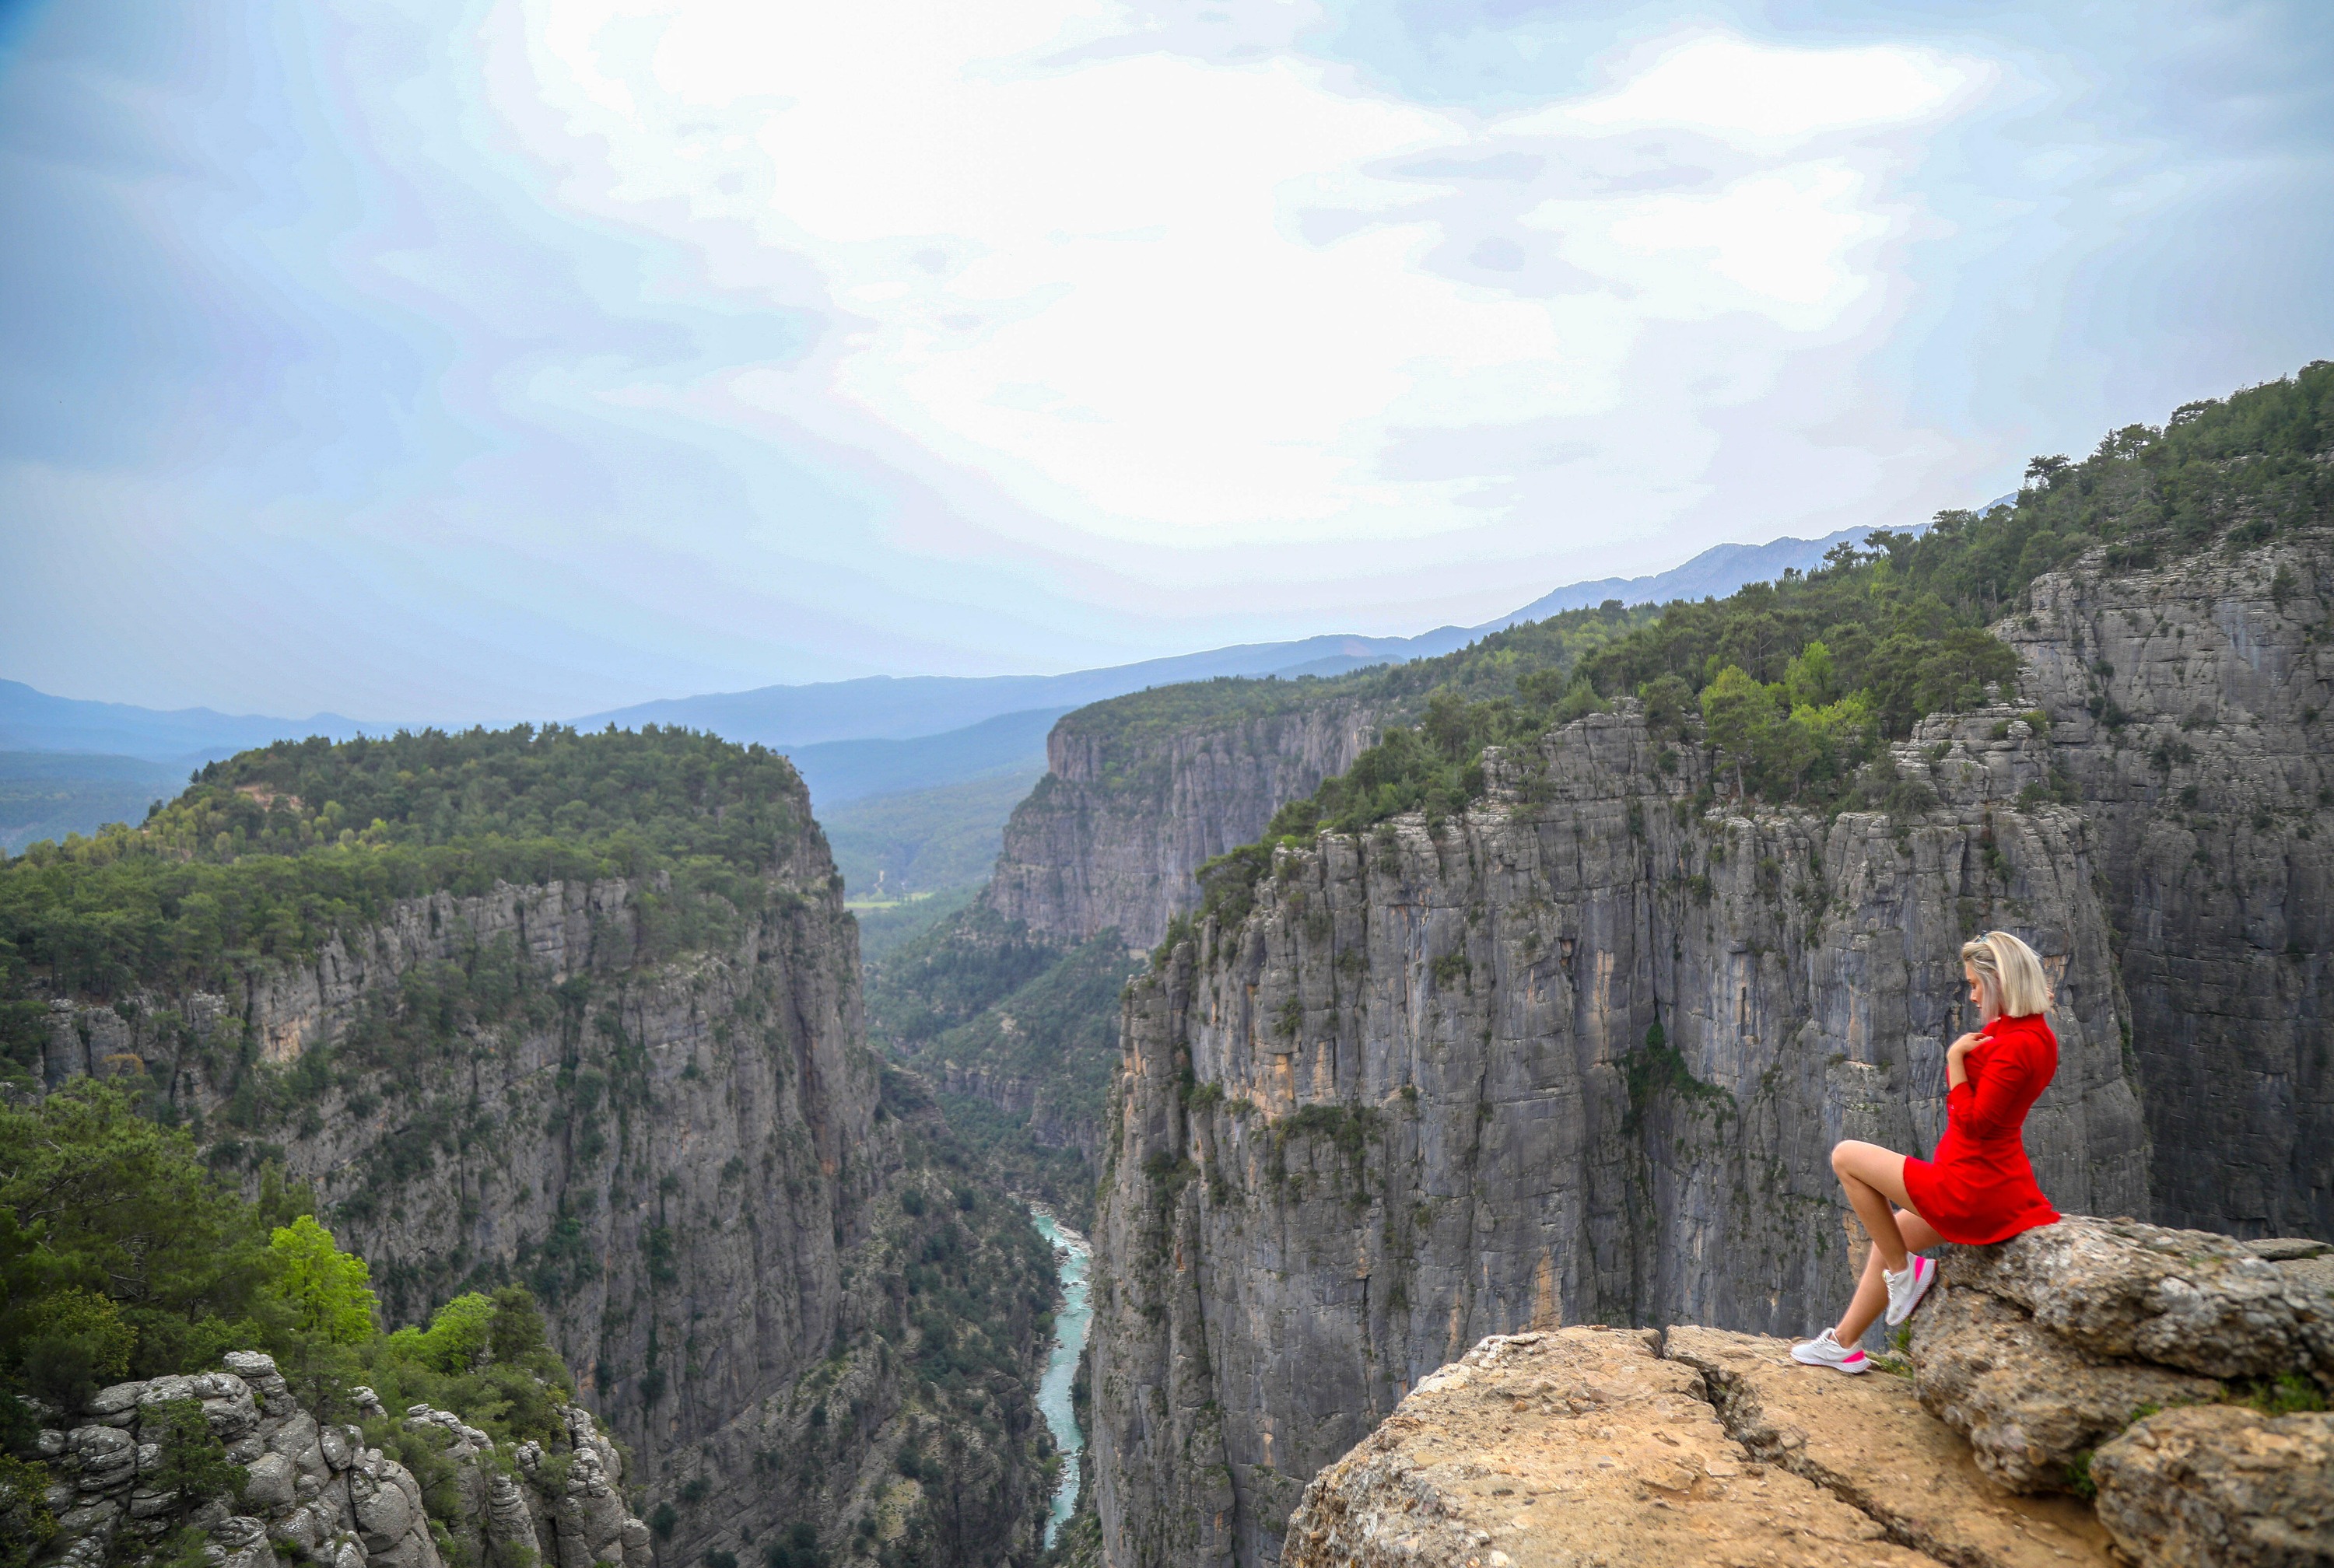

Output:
xmin=1030 ymin=1209 xmax=1092 ymax=1547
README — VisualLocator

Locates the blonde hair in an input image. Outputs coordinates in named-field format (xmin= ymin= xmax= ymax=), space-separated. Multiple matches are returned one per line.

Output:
xmin=1962 ymin=930 xmax=2052 ymax=1020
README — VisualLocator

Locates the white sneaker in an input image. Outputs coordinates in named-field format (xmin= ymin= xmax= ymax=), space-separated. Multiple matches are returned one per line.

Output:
xmin=1884 ymin=1254 xmax=1936 ymax=1327
xmin=1789 ymin=1328 xmax=1869 ymax=1374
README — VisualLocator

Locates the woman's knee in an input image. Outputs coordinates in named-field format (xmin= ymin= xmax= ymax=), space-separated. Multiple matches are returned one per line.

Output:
xmin=1830 ymin=1139 xmax=1869 ymax=1178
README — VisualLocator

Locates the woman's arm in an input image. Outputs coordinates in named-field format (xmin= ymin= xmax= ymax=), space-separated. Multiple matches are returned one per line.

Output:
xmin=1946 ymin=1031 xmax=1982 ymax=1091
xmin=1947 ymin=1030 xmax=2040 ymax=1139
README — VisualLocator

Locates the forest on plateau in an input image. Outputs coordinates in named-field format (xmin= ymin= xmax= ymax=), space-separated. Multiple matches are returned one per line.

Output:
xmin=1182 ymin=361 xmax=2334 ymax=933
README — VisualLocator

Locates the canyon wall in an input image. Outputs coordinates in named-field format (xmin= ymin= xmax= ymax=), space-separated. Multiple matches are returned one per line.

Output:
xmin=1089 ymin=701 xmax=2150 ymax=1568
xmin=39 ymin=801 xmax=1052 ymax=1568
xmin=2008 ymin=537 xmax=2334 ymax=1237
xmin=985 ymin=699 xmax=1379 ymax=949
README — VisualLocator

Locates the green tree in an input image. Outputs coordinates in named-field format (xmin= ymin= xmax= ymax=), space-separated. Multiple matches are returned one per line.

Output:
xmin=386 ymin=1292 xmax=495 ymax=1374
xmin=144 ymin=1398 xmax=244 ymax=1520
xmin=268 ymin=1217 xmax=377 ymax=1345
xmin=0 ymin=1082 xmax=279 ymax=1399
xmin=1698 ymin=666 xmax=1773 ymax=794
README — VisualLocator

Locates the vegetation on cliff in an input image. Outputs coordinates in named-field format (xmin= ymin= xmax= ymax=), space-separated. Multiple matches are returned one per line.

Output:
xmin=867 ymin=908 xmax=1136 ymax=1227
xmin=0 ymin=725 xmax=818 ymax=1078
xmin=1184 ymin=361 xmax=2333 ymax=932
xmin=0 ymin=1080 xmax=586 ymax=1553
xmin=1046 ymin=600 xmax=1657 ymax=792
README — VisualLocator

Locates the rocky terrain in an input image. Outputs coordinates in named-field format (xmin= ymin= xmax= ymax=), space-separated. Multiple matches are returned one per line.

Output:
xmin=985 ymin=695 xmax=1379 ymax=949
xmin=36 ymin=1349 xmax=647 ymax=1568
xmin=24 ymin=760 xmax=1060 ymax=1568
xmin=1089 ymin=692 xmax=2152 ymax=1568
xmin=1283 ymin=1219 xmax=2332 ymax=1568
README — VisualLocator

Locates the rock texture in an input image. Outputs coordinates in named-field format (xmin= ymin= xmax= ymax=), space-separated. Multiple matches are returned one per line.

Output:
xmin=1905 ymin=1218 xmax=2334 ymax=1499
xmin=1287 ymin=1313 xmax=2333 ymax=1568
xmin=1664 ymin=1327 xmax=2114 ymax=1568
xmin=1090 ymin=702 xmax=2150 ymax=1568
xmin=2091 ymin=1404 xmax=2334 ymax=1567
xmin=35 ymin=1350 xmax=647 ymax=1568
xmin=1282 ymin=1328 xmax=2099 ymax=1568
xmin=2007 ymin=538 xmax=2334 ymax=1237
xmin=986 ymin=698 xmax=1378 ymax=949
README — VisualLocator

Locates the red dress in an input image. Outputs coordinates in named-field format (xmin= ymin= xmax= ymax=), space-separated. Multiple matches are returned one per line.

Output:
xmin=1901 ymin=1012 xmax=2062 ymax=1245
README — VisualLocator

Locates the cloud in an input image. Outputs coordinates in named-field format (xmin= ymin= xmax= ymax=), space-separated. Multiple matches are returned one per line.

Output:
xmin=499 ymin=2 xmax=1989 ymax=557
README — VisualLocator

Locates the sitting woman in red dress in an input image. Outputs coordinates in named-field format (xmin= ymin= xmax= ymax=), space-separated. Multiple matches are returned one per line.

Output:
xmin=1793 ymin=929 xmax=2062 ymax=1373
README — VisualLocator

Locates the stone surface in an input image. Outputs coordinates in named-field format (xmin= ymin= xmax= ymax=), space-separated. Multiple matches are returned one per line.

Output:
xmin=1092 ymin=702 xmax=2150 ymax=1568
xmin=1907 ymin=1285 xmax=2220 ymax=1493
xmin=2090 ymin=1404 xmax=2334 ymax=1567
xmin=1936 ymin=1216 xmax=2334 ymax=1386
xmin=1665 ymin=1326 xmax=2113 ymax=1568
xmin=1284 ymin=1328 xmax=1946 ymax=1568
xmin=987 ymin=697 xmax=1379 ymax=947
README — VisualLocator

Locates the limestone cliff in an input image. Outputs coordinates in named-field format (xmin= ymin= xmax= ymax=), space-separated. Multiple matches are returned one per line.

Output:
xmin=2009 ymin=538 xmax=2334 ymax=1237
xmin=1089 ymin=699 xmax=2150 ymax=1568
xmin=34 ymin=796 xmax=1055 ymax=1568
xmin=985 ymin=698 xmax=1378 ymax=949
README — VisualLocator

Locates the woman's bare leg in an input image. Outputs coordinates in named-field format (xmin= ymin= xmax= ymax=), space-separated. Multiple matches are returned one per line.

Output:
xmin=1830 ymin=1140 xmax=1920 ymax=1270
xmin=1836 ymin=1207 xmax=1943 ymax=1345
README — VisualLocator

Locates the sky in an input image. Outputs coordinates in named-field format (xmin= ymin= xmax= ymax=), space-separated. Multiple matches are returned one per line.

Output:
xmin=2 ymin=0 xmax=2329 ymax=722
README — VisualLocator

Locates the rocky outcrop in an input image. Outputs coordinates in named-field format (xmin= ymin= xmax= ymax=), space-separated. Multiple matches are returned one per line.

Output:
xmin=1090 ymin=702 xmax=2150 ymax=1568
xmin=1284 ymin=1290 xmax=2332 ymax=1568
xmin=985 ymin=698 xmax=1378 ymax=949
xmin=1281 ymin=1328 xmax=2100 ymax=1568
xmin=2091 ymin=1404 xmax=2334 ymax=1568
xmin=33 ymin=1350 xmax=647 ymax=1568
xmin=2008 ymin=537 xmax=2334 ymax=1237
xmin=1906 ymin=1218 xmax=2333 ymax=1498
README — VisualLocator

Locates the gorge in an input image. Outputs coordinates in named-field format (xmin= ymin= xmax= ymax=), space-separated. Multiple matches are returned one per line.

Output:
xmin=6 ymin=364 xmax=2332 ymax=1568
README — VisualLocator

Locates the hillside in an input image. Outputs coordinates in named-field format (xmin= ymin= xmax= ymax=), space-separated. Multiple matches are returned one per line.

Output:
xmin=1 ymin=725 xmax=1065 ymax=1568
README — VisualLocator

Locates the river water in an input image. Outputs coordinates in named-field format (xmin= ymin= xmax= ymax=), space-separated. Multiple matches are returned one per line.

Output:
xmin=1030 ymin=1209 xmax=1093 ymax=1547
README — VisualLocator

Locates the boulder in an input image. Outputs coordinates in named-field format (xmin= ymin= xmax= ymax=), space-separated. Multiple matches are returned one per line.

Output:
xmin=1908 ymin=1284 xmax=2220 ymax=1493
xmin=2090 ymin=1405 xmax=2334 ymax=1567
xmin=349 ymin=1464 xmax=415 ymax=1548
xmin=1940 ymin=1217 xmax=2334 ymax=1387
xmin=242 ymin=1452 xmax=298 ymax=1512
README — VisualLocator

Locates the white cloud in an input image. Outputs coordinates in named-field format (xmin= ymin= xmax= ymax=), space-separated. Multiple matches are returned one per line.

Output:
xmin=489 ymin=2 xmax=1991 ymax=573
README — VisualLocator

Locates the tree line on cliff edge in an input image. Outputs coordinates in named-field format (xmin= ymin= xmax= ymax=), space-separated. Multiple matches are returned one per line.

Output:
xmin=0 ymin=726 xmax=834 ymax=1081
xmin=1176 ymin=359 xmax=2334 ymax=939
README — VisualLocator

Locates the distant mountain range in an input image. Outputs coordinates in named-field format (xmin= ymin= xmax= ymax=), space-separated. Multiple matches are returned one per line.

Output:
xmin=0 ymin=520 xmax=1947 ymax=826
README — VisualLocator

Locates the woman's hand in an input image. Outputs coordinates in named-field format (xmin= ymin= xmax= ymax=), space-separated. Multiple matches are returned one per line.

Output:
xmin=1946 ymin=1031 xmax=1982 ymax=1090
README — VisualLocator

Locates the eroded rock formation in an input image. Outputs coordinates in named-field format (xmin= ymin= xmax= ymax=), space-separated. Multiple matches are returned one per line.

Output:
xmin=36 ymin=1350 xmax=647 ymax=1568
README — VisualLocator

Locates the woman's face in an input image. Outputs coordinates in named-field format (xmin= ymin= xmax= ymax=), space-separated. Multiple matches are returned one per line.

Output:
xmin=1965 ymin=964 xmax=1995 ymax=1022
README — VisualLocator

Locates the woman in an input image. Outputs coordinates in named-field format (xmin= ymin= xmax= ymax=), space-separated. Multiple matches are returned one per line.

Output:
xmin=1792 ymin=930 xmax=2062 ymax=1373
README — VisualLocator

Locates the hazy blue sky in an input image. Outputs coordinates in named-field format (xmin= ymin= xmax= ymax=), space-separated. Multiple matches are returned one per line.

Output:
xmin=2 ymin=0 xmax=2328 ymax=720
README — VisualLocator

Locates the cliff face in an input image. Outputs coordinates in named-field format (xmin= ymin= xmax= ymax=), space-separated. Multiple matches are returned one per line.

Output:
xmin=985 ymin=702 xmax=1378 ymax=949
xmin=1089 ymin=701 xmax=2150 ymax=1568
xmin=2007 ymin=538 xmax=2334 ymax=1237
xmin=37 ymin=806 xmax=1051 ymax=1568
